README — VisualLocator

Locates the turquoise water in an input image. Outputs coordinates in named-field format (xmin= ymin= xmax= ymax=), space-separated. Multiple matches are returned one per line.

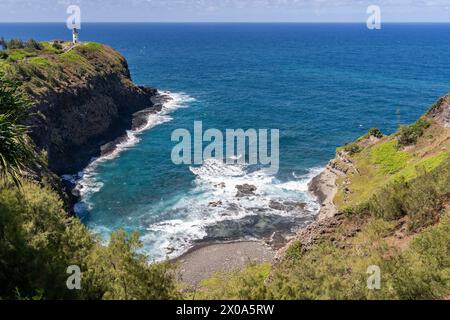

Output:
xmin=2 ymin=23 xmax=450 ymax=260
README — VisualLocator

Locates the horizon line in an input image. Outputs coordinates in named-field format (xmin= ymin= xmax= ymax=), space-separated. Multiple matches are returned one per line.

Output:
xmin=1 ymin=21 xmax=450 ymax=24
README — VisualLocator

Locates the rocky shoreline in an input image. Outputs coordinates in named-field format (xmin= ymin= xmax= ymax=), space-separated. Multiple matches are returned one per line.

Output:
xmin=307 ymin=164 xmax=340 ymax=221
xmin=98 ymin=93 xmax=171 ymax=158
xmin=176 ymin=163 xmax=342 ymax=283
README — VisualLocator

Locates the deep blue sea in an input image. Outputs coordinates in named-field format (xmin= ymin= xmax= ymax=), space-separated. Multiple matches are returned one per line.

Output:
xmin=1 ymin=23 xmax=449 ymax=260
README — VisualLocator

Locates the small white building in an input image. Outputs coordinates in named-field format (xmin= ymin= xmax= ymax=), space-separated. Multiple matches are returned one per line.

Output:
xmin=72 ymin=28 xmax=79 ymax=44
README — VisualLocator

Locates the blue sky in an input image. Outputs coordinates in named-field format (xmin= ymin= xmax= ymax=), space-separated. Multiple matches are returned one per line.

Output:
xmin=0 ymin=0 xmax=449 ymax=22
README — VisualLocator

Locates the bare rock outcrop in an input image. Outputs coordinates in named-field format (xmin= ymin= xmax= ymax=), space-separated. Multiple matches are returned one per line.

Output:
xmin=427 ymin=94 xmax=450 ymax=128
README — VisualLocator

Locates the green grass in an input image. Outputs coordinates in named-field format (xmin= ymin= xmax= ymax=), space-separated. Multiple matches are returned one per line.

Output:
xmin=60 ymin=50 xmax=84 ymax=63
xmin=371 ymin=140 xmax=410 ymax=174
xmin=397 ymin=152 xmax=450 ymax=180
xmin=82 ymin=42 xmax=103 ymax=51
xmin=40 ymin=41 xmax=66 ymax=54
xmin=27 ymin=57 xmax=51 ymax=67
xmin=7 ymin=52 xmax=29 ymax=61
xmin=58 ymin=50 xmax=95 ymax=73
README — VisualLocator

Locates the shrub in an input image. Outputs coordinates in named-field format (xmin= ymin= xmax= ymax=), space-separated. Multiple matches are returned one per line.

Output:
xmin=52 ymin=42 xmax=63 ymax=50
xmin=284 ymin=240 xmax=303 ymax=260
xmin=367 ymin=127 xmax=383 ymax=138
xmin=0 ymin=73 xmax=37 ymax=187
xmin=397 ymin=117 xmax=430 ymax=148
xmin=391 ymin=215 xmax=450 ymax=299
xmin=344 ymin=143 xmax=362 ymax=155
xmin=368 ymin=160 xmax=450 ymax=230
xmin=194 ymin=263 xmax=270 ymax=300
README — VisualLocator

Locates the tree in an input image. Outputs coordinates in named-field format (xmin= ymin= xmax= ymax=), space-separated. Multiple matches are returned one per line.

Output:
xmin=25 ymin=39 xmax=43 ymax=51
xmin=0 ymin=36 xmax=6 ymax=50
xmin=82 ymin=230 xmax=180 ymax=300
xmin=4 ymin=38 xmax=24 ymax=50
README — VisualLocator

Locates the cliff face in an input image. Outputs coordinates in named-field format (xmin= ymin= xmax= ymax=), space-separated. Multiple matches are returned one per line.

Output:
xmin=2 ymin=42 xmax=159 ymax=174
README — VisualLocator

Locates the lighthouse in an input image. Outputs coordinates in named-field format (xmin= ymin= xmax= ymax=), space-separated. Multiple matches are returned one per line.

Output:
xmin=72 ymin=28 xmax=79 ymax=44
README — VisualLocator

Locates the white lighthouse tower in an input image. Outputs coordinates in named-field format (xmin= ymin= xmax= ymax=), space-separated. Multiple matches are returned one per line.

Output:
xmin=72 ymin=28 xmax=79 ymax=44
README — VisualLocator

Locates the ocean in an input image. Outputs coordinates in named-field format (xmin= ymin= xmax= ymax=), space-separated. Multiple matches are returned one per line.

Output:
xmin=1 ymin=23 xmax=449 ymax=260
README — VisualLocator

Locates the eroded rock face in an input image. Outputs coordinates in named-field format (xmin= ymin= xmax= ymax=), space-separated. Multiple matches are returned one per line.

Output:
xmin=25 ymin=45 xmax=159 ymax=174
xmin=427 ymin=94 xmax=450 ymax=129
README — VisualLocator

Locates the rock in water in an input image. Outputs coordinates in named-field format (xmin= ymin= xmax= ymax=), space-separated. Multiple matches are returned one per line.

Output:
xmin=235 ymin=184 xmax=257 ymax=197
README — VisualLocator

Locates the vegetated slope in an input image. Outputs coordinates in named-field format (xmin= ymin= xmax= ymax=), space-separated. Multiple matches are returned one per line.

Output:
xmin=0 ymin=41 xmax=158 ymax=174
xmin=193 ymin=94 xmax=450 ymax=300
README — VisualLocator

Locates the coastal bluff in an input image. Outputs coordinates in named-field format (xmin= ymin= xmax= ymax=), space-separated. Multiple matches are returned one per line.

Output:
xmin=0 ymin=41 xmax=160 ymax=174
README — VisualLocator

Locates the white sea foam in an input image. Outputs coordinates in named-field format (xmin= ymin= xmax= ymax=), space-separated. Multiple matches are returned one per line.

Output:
xmin=98 ymin=91 xmax=195 ymax=162
xmin=137 ymin=159 xmax=323 ymax=260
xmin=72 ymin=91 xmax=195 ymax=209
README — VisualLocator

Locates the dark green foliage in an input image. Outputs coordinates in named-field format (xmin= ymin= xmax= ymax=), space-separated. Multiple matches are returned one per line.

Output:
xmin=396 ymin=117 xmax=430 ymax=148
xmin=391 ymin=217 xmax=450 ymax=299
xmin=0 ymin=180 xmax=93 ymax=299
xmin=369 ymin=161 xmax=450 ymax=230
xmin=344 ymin=142 xmax=362 ymax=155
xmin=0 ymin=73 xmax=36 ymax=187
xmin=367 ymin=127 xmax=383 ymax=138
xmin=52 ymin=42 xmax=63 ymax=50
xmin=4 ymin=38 xmax=25 ymax=50
xmin=284 ymin=240 xmax=303 ymax=260
xmin=25 ymin=39 xmax=43 ymax=51
xmin=0 ymin=51 xmax=8 ymax=59
xmin=82 ymin=230 xmax=179 ymax=300
xmin=0 ymin=38 xmax=42 ymax=51
xmin=0 ymin=37 xmax=6 ymax=50
xmin=0 ymin=180 xmax=179 ymax=300
xmin=342 ymin=201 xmax=371 ymax=217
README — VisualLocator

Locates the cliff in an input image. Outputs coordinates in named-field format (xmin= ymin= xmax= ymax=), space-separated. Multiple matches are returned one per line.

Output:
xmin=0 ymin=41 xmax=160 ymax=174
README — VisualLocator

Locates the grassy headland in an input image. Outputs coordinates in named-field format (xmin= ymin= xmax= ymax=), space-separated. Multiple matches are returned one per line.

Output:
xmin=0 ymin=40 xmax=175 ymax=300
